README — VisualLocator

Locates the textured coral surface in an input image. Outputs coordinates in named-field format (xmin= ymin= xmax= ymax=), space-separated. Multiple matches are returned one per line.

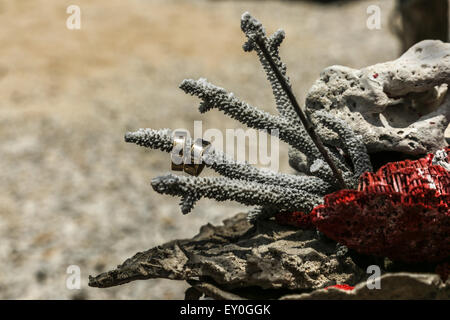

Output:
xmin=275 ymin=210 xmax=315 ymax=229
xmin=312 ymin=147 xmax=450 ymax=263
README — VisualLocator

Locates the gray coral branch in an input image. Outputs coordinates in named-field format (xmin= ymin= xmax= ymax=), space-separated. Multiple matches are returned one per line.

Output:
xmin=122 ymin=12 xmax=382 ymax=219
xmin=124 ymin=128 xmax=333 ymax=196
xmin=151 ymin=173 xmax=322 ymax=214
xmin=241 ymin=12 xmax=300 ymax=125
xmin=241 ymin=13 xmax=349 ymax=189
xmin=203 ymin=148 xmax=332 ymax=195
xmin=124 ymin=128 xmax=173 ymax=152
xmin=179 ymin=78 xmax=321 ymax=162
xmin=312 ymin=111 xmax=373 ymax=179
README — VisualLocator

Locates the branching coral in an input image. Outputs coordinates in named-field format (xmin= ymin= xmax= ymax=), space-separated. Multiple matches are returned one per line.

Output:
xmin=125 ymin=12 xmax=371 ymax=218
xmin=91 ymin=12 xmax=450 ymax=297
xmin=124 ymin=12 xmax=450 ymax=265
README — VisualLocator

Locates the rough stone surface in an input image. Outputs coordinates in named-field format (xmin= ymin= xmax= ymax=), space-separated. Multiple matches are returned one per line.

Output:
xmin=182 ymin=272 xmax=450 ymax=300
xmin=306 ymin=40 xmax=450 ymax=156
xmin=90 ymin=212 xmax=450 ymax=300
xmin=281 ymin=273 xmax=450 ymax=300
xmin=89 ymin=213 xmax=365 ymax=293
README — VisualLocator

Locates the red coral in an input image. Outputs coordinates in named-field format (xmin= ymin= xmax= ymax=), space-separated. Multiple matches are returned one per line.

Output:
xmin=275 ymin=211 xmax=314 ymax=229
xmin=435 ymin=262 xmax=450 ymax=282
xmin=325 ymin=284 xmax=355 ymax=291
xmin=277 ymin=147 xmax=450 ymax=263
xmin=311 ymin=147 xmax=450 ymax=263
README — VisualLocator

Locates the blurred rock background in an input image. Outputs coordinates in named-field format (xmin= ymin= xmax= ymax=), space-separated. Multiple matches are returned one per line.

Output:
xmin=0 ymin=0 xmax=448 ymax=299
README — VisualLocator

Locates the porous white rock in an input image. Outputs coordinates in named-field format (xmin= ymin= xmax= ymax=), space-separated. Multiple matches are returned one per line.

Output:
xmin=306 ymin=40 xmax=450 ymax=156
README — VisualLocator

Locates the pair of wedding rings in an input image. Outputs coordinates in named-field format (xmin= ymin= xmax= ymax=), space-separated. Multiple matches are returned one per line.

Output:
xmin=171 ymin=131 xmax=211 ymax=176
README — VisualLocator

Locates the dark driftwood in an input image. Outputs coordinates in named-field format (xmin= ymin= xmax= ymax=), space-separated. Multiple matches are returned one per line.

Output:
xmin=88 ymin=212 xmax=449 ymax=299
xmin=89 ymin=213 xmax=364 ymax=297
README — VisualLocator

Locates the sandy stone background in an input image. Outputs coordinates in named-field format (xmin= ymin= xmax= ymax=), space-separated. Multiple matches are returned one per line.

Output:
xmin=0 ymin=0 xmax=448 ymax=299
